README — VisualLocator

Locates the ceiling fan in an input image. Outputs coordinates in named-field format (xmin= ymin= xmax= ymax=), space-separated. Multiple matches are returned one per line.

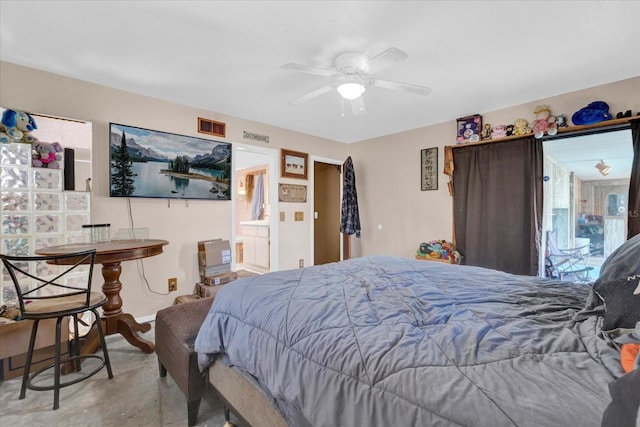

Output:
xmin=282 ymin=47 xmax=431 ymax=116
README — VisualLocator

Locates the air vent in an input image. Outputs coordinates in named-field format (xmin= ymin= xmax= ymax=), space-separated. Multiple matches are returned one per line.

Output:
xmin=198 ymin=117 xmax=226 ymax=138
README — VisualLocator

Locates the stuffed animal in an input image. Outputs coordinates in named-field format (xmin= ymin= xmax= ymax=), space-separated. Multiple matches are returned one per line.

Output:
xmin=531 ymin=105 xmax=558 ymax=139
xmin=505 ymin=124 xmax=515 ymax=136
xmin=513 ymin=118 xmax=532 ymax=136
xmin=1 ymin=109 xmax=38 ymax=144
xmin=32 ymin=141 xmax=63 ymax=168
xmin=571 ymin=101 xmax=613 ymax=125
xmin=491 ymin=124 xmax=507 ymax=139
xmin=0 ymin=124 xmax=12 ymax=144
xmin=480 ymin=124 xmax=492 ymax=140
xmin=416 ymin=240 xmax=462 ymax=263
xmin=555 ymin=114 xmax=568 ymax=128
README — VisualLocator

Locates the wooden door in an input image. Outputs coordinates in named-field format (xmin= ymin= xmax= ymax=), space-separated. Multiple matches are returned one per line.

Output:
xmin=314 ymin=162 xmax=341 ymax=265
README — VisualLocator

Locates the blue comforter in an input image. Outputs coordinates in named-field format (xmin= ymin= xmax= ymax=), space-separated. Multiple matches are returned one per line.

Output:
xmin=195 ymin=256 xmax=621 ymax=426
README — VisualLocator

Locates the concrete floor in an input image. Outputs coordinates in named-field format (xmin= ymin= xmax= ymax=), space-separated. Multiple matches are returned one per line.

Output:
xmin=0 ymin=322 xmax=238 ymax=427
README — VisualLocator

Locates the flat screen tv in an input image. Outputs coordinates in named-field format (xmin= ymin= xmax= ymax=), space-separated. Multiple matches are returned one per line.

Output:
xmin=109 ymin=123 xmax=231 ymax=200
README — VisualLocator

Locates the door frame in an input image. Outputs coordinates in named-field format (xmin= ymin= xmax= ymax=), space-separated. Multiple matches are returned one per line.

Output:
xmin=231 ymin=142 xmax=279 ymax=272
xmin=309 ymin=155 xmax=344 ymax=265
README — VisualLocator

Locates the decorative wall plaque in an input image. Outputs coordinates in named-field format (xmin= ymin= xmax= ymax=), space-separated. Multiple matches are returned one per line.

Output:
xmin=279 ymin=183 xmax=307 ymax=203
xmin=243 ymin=131 xmax=269 ymax=143
xmin=421 ymin=147 xmax=438 ymax=191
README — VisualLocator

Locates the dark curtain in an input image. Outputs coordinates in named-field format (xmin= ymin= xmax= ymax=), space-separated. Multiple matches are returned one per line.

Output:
xmin=452 ymin=137 xmax=543 ymax=275
xmin=628 ymin=120 xmax=640 ymax=239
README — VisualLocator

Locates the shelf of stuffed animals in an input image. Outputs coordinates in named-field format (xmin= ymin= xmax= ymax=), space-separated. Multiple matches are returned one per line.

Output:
xmin=448 ymin=116 xmax=637 ymax=149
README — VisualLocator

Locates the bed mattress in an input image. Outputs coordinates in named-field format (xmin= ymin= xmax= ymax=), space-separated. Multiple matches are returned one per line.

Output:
xmin=196 ymin=256 xmax=621 ymax=426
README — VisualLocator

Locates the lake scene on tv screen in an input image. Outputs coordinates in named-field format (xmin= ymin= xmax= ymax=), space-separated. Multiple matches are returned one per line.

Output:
xmin=109 ymin=123 xmax=231 ymax=200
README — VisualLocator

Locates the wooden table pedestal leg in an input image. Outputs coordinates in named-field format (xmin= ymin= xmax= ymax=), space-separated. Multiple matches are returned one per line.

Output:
xmin=72 ymin=261 xmax=156 ymax=357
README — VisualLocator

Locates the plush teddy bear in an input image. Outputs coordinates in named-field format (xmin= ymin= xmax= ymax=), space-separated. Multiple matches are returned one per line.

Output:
xmin=1 ymin=109 xmax=38 ymax=144
xmin=491 ymin=124 xmax=507 ymax=139
xmin=505 ymin=124 xmax=515 ymax=136
xmin=32 ymin=141 xmax=63 ymax=168
xmin=513 ymin=118 xmax=532 ymax=136
xmin=531 ymin=105 xmax=558 ymax=139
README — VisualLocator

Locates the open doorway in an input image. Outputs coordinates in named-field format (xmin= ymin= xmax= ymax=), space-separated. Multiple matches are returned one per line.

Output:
xmin=233 ymin=144 xmax=278 ymax=274
xmin=541 ymin=129 xmax=633 ymax=282
xmin=311 ymin=156 xmax=343 ymax=266
xmin=313 ymin=161 xmax=341 ymax=265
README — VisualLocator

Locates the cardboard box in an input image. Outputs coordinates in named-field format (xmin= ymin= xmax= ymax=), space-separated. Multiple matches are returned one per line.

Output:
xmin=1 ymin=345 xmax=69 ymax=380
xmin=197 ymin=283 xmax=219 ymax=298
xmin=197 ymin=239 xmax=231 ymax=267
xmin=199 ymin=263 xmax=231 ymax=277
xmin=0 ymin=318 xmax=69 ymax=381
xmin=236 ymin=242 xmax=243 ymax=263
xmin=197 ymin=282 xmax=223 ymax=299
xmin=200 ymin=271 xmax=238 ymax=287
xmin=0 ymin=318 xmax=68 ymax=359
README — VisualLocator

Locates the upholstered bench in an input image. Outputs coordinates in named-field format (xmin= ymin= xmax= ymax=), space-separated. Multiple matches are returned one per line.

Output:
xmin=155 ymin=296 xmax=214 ymax=426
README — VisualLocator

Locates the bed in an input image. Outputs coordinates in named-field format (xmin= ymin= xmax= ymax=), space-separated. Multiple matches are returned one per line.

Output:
xmin=195 ymin=235 xmax=640 ymax=426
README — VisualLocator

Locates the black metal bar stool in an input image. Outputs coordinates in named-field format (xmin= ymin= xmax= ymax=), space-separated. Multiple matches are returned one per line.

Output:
xmin=0 ymin=249 xmax=113 ymax=409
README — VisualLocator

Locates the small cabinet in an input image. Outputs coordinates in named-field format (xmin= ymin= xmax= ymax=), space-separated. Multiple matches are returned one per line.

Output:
xmin=241 ymin=221 xmax=269 ymax=269
xmin=255 ymin=226 xmax=270 ymax=268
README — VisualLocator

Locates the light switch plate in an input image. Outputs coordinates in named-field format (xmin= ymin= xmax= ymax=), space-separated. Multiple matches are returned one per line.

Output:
xmin=280 ymin=212 xmax=285 ymax=221
xmin=295 ymin=212 xmax=303 ymax=221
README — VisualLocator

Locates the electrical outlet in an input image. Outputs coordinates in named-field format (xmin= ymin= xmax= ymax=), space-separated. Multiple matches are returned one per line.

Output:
xmin=168 ymin=278 xmax=178 ymax=292
xmin=299 ymin=259 xmax=304 ymax=268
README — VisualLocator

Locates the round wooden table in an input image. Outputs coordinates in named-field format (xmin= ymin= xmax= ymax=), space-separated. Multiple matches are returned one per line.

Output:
xmin=36 ymin=239 xmax=169 ymax=354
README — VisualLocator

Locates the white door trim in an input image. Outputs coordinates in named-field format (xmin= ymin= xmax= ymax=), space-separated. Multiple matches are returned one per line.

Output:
xmin=232 ymin=143 xmax=279 ymax=272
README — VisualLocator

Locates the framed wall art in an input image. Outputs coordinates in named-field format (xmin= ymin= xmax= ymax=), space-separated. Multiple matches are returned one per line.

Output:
xmin=280 ymin=149 xmax=308 ymax=180
xmin=421 ymin=147 xmax=438 ymax=191
xmin=456 ymin=114 xmax=482 ymax=144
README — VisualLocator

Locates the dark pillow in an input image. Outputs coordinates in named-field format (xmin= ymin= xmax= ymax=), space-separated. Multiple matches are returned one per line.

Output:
xmin=595 ymin=276 xmax=640 ymax=331
xmin=601 ymin=370 xmax=640 ymax=427
xmin=597 ymin=233 xmax=640 ymax=284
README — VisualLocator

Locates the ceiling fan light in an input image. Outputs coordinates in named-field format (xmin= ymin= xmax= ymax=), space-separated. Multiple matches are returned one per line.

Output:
xmin=337 ymin=83 xmax=365 ymax=100
xmin=595 ymin=160 xmax=611 ymax=176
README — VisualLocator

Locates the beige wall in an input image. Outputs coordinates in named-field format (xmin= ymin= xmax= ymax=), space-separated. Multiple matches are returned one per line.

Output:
xmin=351 ymin=76 xmax=640 ymax=258
xmin=0 ymin=61 xmax=346 ymax=318
xmin=1 ymin=60 xmax=638 ymax=317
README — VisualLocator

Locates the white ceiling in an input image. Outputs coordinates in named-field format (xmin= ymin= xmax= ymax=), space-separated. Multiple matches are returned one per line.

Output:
xmin=1 ymin=1 xmax=639 ymax=144
xmin=544 ymin=129 xmax=633 ymax=181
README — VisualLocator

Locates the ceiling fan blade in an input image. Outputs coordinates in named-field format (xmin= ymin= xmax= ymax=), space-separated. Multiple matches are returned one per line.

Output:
xmin=290 ymin=84 xmax=334 ymax=105
xmin=281 ymin=63 xmax=338 ymax=77
xmin=369 ymin=78 xmax=431 ymax=96
xmin=350 ymin=97 xmax=366 ymax=117
xmin=365 ymin=47 xmax=408 ymax=73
